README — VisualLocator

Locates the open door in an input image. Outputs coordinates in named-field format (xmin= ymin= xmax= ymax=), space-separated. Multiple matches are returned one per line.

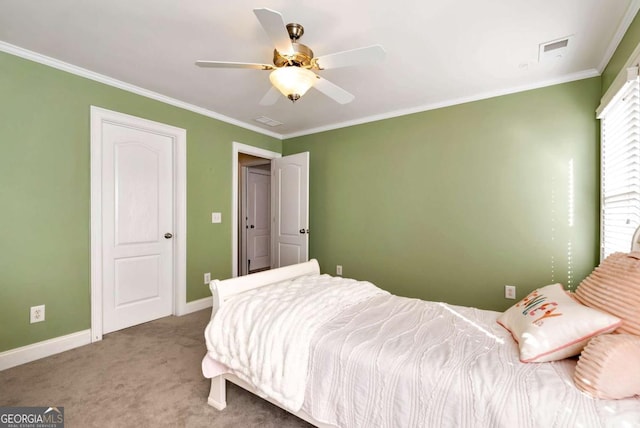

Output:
xmin=271 ymin=152 xmax=309 ymax=268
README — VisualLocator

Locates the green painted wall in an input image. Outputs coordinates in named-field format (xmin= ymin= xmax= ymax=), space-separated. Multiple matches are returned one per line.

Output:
xmin=0 ymin=51 xmax=280 ymax=352
xmin=602 ymin=12 xmax=640 ymax=95
xmin=5 ymin=9 xmax=639 ymax=353
xmin=284 ymin=78 xmax=601 ymax=311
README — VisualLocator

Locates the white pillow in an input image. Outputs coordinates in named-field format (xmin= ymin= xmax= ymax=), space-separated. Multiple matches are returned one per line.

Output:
xmin=497 ymin=283 xmax=622 ymax=363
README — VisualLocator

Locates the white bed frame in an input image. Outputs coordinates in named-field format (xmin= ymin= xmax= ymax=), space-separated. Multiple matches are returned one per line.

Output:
xmin=206 ymin=230 xmax=640 ymax=426
xmin=206 ymin=259 xmax=334 ymax=428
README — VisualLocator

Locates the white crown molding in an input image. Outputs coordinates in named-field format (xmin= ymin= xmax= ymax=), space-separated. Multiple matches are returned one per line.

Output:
xmin=597 ymin=0 xmax=640 ymax=73
xmin=0 ymin=41 xmax=284 ymax=140
xmin=283 ymin=69 xmax=600 ymax=139
xmin=0 ymin=40 xmax=605 ymax=141
xmin=0 ymin=330 xmax=91 ymax=371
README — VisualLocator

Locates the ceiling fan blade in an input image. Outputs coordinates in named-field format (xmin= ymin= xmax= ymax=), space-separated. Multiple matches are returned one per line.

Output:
xmin=314 ymin=76 xmax=355 ymax=104
xmin=315 ymin=45 xmax=386 ymax=70
xmin=253 ymin=8 xmax=294 ymax=56
xmin=195 ymin=60 xmax=274 ymax=70
xmin=259 ymin=87 xmax=281 ymax=106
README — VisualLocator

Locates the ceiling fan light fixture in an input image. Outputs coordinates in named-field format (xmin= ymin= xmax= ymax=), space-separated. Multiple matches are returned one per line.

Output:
xmin=269 ymin=67 xmax=316 ymax=102
xmin=195 ymin=9 xmax=385 ymax=106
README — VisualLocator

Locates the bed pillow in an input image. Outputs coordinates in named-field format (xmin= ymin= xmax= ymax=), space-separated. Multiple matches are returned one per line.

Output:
xmin=574 ymin=333 xmax=640 ymax=399
xmin=497 ymin=283 xmax=622 ymax=363
xmin=575 ymin=252 xmax=640 ymax=335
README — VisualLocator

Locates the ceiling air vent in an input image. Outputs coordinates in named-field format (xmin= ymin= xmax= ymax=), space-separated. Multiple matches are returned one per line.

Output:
xmin=538 ymin=36 xmax=573 ymax=62
xmin=254 ymin=116 xmax=283 ymax=127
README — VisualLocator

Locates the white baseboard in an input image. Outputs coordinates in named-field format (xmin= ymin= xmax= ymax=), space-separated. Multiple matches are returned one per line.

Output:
xmin=0 ymin=329 xmax=92 ymax=371
xmin=180 ymin=296 xmax=212 ymax=316
xmin=1 ymin=299 xmax=211 ymax=371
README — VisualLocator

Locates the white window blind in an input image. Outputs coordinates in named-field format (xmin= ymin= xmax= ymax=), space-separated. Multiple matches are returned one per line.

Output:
xmin=601 ymin=77 xmax=640 ymax=258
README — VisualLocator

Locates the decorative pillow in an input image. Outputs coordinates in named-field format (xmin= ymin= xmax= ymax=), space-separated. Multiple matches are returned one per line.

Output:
xmin=574 ymin=333 xmax=640 ymax=399
xmin=575 ymin=252 xmax=640 ymax=335
xmin=497 ymin=283 xmax=622 ymax=363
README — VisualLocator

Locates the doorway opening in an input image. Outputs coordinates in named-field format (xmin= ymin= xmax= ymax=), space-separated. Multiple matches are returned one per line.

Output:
xmin=231 ymin=142 xmax=281 ymax=278
xmin=239 ymin=154 xmax=271 ymax=276
xmin=231 ymin=142 xmax=309 ymax=277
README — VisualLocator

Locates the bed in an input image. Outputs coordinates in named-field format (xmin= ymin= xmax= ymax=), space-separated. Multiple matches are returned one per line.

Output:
xmin=202 ymin=255 xmax=640 ymax=427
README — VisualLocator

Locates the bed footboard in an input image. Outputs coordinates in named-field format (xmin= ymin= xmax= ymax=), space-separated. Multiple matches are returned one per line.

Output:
xmin=206 ymin=259 xmax=332 ymax=426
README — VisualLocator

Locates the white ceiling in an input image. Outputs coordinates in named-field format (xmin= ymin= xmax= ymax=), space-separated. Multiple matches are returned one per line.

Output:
xmin=1 ymin=0 xmax=638 ymax=138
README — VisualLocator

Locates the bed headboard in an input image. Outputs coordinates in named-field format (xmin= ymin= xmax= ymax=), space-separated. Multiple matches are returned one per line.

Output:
xmin=209 ymin=259 xmax=320 ymax=310
xmin=632 ymin=225 xmax=640 ymax=252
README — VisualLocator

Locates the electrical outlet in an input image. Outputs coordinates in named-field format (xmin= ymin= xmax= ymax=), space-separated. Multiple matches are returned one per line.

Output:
xmin=204 ymin=272 xmax=211 ymax=284
xmin=505 ymin=285 xmax=516 ymax=300
xmin=30 ymin=305 xmax=45 ymax=323
xmin=336 ymin=265 xmax=343 ymax=276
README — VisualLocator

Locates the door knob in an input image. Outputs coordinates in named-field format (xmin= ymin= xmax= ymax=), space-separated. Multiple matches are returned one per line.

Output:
xmin=250 ymin=225 xmax=255 ymax=229
xmin=164 ymin=233 xmax=173 ymax=239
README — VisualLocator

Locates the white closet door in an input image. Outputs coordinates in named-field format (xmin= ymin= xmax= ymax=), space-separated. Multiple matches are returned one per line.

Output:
xmin=102 ymin=123 xmax=174 ymax=334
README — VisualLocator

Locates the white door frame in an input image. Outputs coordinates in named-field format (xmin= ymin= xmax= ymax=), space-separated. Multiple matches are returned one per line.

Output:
xmin=232 ymin=142 xmax=280 ymax=277
xmin=90 ymin=106 xmax=187 ymax=342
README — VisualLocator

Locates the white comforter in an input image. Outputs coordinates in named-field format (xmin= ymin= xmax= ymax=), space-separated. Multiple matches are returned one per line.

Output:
xmin=205 ymin=275 xmax=640 ymax=427
xmin=204 ymin=273 xmax=388 ymax=411
xmin=302 ymin=294 xmax=640 ymax=428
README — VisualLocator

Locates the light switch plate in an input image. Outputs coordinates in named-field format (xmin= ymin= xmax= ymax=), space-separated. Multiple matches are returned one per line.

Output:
xmin=211 ymin=212 xmax=222 ymax=223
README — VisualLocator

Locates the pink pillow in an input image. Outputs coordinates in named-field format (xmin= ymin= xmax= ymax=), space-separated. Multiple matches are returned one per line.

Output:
xmin=575 ymin=252 xmax=640 ymax=335
xmin=574 ymin=334 xmax=640 ymax=399
xmin=497 ymin=284 xmax=621 ymax=363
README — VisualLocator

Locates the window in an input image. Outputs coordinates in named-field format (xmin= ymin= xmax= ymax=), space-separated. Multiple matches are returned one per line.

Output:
xmin=600 ymin=75 xmax=640 ymax=258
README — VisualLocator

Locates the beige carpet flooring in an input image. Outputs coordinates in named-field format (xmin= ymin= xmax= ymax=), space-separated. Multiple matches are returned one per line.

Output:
xmin=0 ymin=309 xmax=311 ymax=427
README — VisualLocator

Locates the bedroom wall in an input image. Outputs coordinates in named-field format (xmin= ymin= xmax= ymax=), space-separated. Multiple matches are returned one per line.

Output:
xmin=283 ymin=78 xmax=601 ymax=311
xmin=0 ymin=51 xmax=280 ymax=352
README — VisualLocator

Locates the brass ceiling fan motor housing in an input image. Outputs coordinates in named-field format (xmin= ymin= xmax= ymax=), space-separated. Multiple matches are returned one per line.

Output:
xmin=273 ymin=23 xmax=315 ymax=68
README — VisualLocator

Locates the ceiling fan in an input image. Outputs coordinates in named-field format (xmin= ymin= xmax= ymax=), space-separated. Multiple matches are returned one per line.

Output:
xmin=195 ymin=8 xmax=385 ymax=105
